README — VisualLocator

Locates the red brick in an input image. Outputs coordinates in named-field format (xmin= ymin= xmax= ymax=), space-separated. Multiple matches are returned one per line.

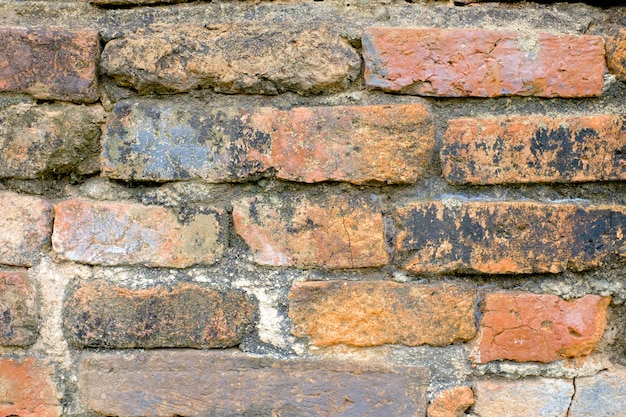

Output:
xmin=442 ymin=115 xmax=626 ymax=185
xmin=395 ymin=201 xmax=626 ymax=274
xmin=233 ymin=194 xmax=388 ymax=269
xmin=363 ymin=28 xmax=605 ymax=98
xmin=471 ymin=293 xmax=609 ymax=364
xmin=0 ymin=28 xmax=99 ymax=102
xmin=52 ymin=199 xmax=224 ymax=268
xmin=428 ymin=386 xmax=474 ymax=417
xmin=606 ymin=29 xmax=626 ymax=82
xmin=0 ymin=192 xmax=54 ymax=267
xmin=0 ymin=357 xmax=60 ymax=417
xmin=64 ymin=280 xmax=255 ymax=348
xmin=79 ymin=350 xmax=429 ymax=417
xmin=0 ymin=270 xmax=38 ymax=346
xmin=569 ymin=366 xmax=626 ymax=417
xmin=288 ymin=281 xmax=476 ymax=346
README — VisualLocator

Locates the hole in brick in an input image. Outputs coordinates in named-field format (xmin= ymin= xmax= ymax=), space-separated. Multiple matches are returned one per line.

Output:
xmin=569 ymin=328 xmax=583 ymax=338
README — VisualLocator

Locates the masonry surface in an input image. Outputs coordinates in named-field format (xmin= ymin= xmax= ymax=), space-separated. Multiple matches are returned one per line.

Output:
xmin=1 ymin=0 xmax=626 ymax=416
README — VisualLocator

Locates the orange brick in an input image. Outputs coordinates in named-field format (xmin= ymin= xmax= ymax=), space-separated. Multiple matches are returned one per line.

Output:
xmin=442 ymin=115 xmax=626 ymax=185
xmin=606 ymin=29 xmax=626 ymax=82
xmin=471 ymin=293 xmax=609 ymax=363
xmin=363 ymin=28 xmax=605 ymax=97
xmin=428 ymin=386 xmax=474 ymax=417
xmin=288 ymin=281 xmax=476 ymax=346
xmin=0 ymin=357 xmax=60 ymax=417
xmin=0 ymin=271 xmax=38 ymax=346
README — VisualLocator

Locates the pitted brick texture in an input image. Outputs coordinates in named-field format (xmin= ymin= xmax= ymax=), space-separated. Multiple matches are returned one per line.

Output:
xmin=0 ymin=270 xmax=38 ymax=346
xmin=0 ymin=357 xmax=60 ymax=417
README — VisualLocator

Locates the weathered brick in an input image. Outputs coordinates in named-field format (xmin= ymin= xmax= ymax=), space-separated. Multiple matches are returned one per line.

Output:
xmin=233 ymin=194 xmax=388 ymax=269
xmin=0 ymin=356 xmax=60 ymax=417
xmin=442 ymin=115 xmax=626 ymax=185
xmin=101 ymin=24 xmax=360 ymax=95
xmin=79 ymin=350 xmax=429 ymax=417
xmin=395 ymin=201 xmax=626 ymax=274
xmin=0 ymin=192 xmax=54 ymax=267
xmin=64 ymin=280 xmax=255 ymax=348
xmin=363 ymin=28 xmax=605 ymax=98
xmin=473 ymin=378 xmax=573 ymax=417
xmin=471 ymin=293 xmax=609 ymax=364
xmin=0 ymin=28 xmax=99 ymax=102
xmin=0 ymin=103 xmax=104 ymax=179
xmin=569 ymin=366 xmax=626 ymax=417
xmin=289 ymin=281 xmax=476 ymax=347
xmin=52 ymin=199 xmax=224 ymax=268
xmin=427 ymin=386 xmax=474 ymax=417
xmin=0 ymin=270 xmax=38 ymax=346
xmin=606 ymin=29 xmax=626 ymax=82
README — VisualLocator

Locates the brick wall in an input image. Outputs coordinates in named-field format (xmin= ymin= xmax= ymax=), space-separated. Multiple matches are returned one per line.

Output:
xmin=0 ymin=0 xmax=625 ymax=416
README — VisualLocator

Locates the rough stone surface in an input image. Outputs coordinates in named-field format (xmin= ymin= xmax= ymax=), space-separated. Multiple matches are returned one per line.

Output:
xmin=0 ymin=356 xmax=60 ymax=417
xmin=363 ymin=28 xmax=605 ymax=98
xmin=471 ymin=293 xmax=609 ymax=364
xmin=93 ymin=0 xmax=188 ymax=6
xmin=101 ymin=24 xmax=360 ymax=95
xmin=63 ymin=280 xmax=255 ymax=348
xmin=0 ymin=270 xmax=38 ymax=347
xmin=395 ymin=201 xmax=626 ymax=274
xmin=442 ymin=115 xmax=626 ymax=185
xmin=0 ymin=192 xmax=54 ymax=267
xmin=233 ymin=194 xmax=388 ymax=269
xmin=427 ymin=386 xmax=474 ymax=417
xmin=289 ymin=281 xmax=476 ymax=347
xmin=606 ymin=28 xmax=626 ymax=82
xmin=52 ymin=199 xmax=224 ymax=268
xmin=473 ymin=378 xmax=574 ymax=417
xmin=79 ymin=350 xmax=430 ymax=417
xmin=0 ymin=28 xmax=99 ymax=102
xmin=569 ymin=366 xmax=626 ymax=417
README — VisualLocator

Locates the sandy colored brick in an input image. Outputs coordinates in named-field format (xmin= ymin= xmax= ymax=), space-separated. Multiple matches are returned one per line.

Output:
xmin=569 ymin=366 xmax=626 ymax=417
xmin=0 ymin=270 xmax=38 ymax=346
xmin=101 ymin=24 xmax=360 ymax=95
xmin=395 ymin=201 xmax=626 ymax=274
xmin=79 ymin=350 xmax=429 ymax=417
xmin=64 ymin=280 xmax=255 ymax=348
xmin=289 ymin=281 xmax=476 ymax=346
xmin=471 ymin=293 xmax=609 ymax=364
xmin=428 ymin=386 xmax=474 ymax=417
xmin=233 ymin=194 xmax=388 ymax=269
xmin=363 ymin=28 xmax=605 ymax=98
xmin=0 ymin=192 xmax=54 ymax=267
xmin=0 ymin=356 xmax=60 ymax=417
xmin=442 ymin=115 xmax=626 ymax=185
xmin=606 ymin=28 xmax=626 ymax=82
xmin=52 ymin=199 xmax=224 ymax=268
xmin=0 ymin=28 xmax=99 ymax=102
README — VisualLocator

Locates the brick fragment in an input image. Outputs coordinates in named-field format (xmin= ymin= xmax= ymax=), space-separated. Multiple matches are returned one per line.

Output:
xmin=395 ymin=201 xmax=626 ymax=274
xmin=233 ymin=194 xmax=388 ymax=269
xmin=0 ymin=28 xmax=99 ymax=102
xmin=471 ymin=293 xmax=609 ymax=364
xmin=606 ymin=29 xmax=626 ymax=82
xmin=473 ymin=378 xmax=573 ymax=417
xmin=0 ymin=192 xmax=54 ymax=267
xmin=0 ymin=357 xmax=60 ymax=417
xmin=0 ymin=103 xmax=104 ymax=179
xmin=442 ymin=115 xmax=626 ymax=185
xmin=427 ymin=386 xmax=474 ymax=417
xmin=52 ymin=199 xmax=224 ymax=268
xmin=64 ymin=280 xmax=255 ymax=348
xmin=0 ymin=271 xmax=38 ymax=346
xmin=569 ymin=366 xmax=626 ymax=417
xmin=101 ymin=24 xmax=360 ymax=95
xmin=79 ymin=350 xmax=429 ymax=417
xmin=363 ymin=28 xmax=605 ymax=98
xmin=289 ymin=281 xmax=476 ymax=346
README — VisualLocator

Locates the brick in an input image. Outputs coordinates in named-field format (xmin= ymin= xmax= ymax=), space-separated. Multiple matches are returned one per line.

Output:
xmin=471 ymin=293 xmax=609 ymax=364
xmin=79 ymin=350 xmax=429 ymax=417
xmin=569 ymin=366 xmax=626 ymax=417
xmin=0 ymin=271 xmax=38 ymax=346
xmin=442 ymin=115 xmax=626 ymax=185
xmin=52 ymin=199 xmax=224 ymax=268
xmin=103 ymin=100 xmax=434 ymax=185
xmin=0 ymin=192 xmax=54 ymax=267
xmin=363 ymin=28 xmax=605 ymax=98
xmin=233 ymin=194 xmax=388 ymax=269
xmin=395 ymin=201 xmax=626 ymax=274
xmin=0 ymin=103 xmax=104 ymax=179
xmin=606 ymin=29 xmax=626 ymax=82
xmin=0 ymin=28 xmax=99 ymax=102
xmin=427 ymin=386 xmax=474 ymax=417
xmin=473 ymin=378 xmax=573 ymax=417
xmin=289 ymin=281 xmax=476 ymax=347
xmin=101 ymin=24 xmax=360 ymax=95
xmin=0 ymin=356 xmax=60 ymax=417
xmin=64 ymin=280 xmax=255 ymax=348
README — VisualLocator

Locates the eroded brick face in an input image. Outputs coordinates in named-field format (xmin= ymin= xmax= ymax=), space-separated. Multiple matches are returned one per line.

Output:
xmin=0 ymin=357 xmax=60 ymax=417
xmin=606 ymin=29 xmax=626 ymax=82
xmin=427 ymin=386 xmax=475 ymax=417
xmin=0 ymin=270 xmax=38 ymax=346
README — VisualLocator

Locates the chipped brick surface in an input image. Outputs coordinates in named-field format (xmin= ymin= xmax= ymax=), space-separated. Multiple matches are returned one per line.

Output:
xmin=0 ymin=357 xmax=60 ymax=417
xmin=569 ymin=366 xmax=626 ymax=417
xmin=427 ymin=386 xmax=474 ymax=417
xmin=606 ymin=29 xmax=626 ymax=82
xmin=0 ymin=270 xmax=38 ymax=346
